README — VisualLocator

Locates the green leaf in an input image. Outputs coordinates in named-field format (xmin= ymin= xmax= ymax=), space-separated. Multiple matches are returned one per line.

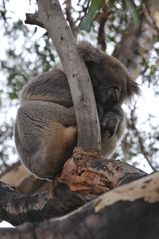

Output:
xmin=9 ymin=92 xmax=18 ymax=100
xmin=79 ymin=0 xmax=104 ymax=32
xmin=125 ymin=0 xmax=139 ymax=26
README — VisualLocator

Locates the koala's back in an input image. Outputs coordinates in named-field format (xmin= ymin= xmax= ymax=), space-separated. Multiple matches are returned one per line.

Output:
xmin=20 ymin=67 xmax=73 ymax=107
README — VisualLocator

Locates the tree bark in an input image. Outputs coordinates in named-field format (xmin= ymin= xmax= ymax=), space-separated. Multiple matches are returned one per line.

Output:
xmin=1 ymin=172 xmax=159 ymax=239
xmin=58 ymin=147 xmax=146 ymax=198
xmin=113 ymin=0 xmax=159 ymax=78
xmin=0 ymin=181 xmax=84 ymax=226
xmin=0 ymin=155 xmax=146 ymax=225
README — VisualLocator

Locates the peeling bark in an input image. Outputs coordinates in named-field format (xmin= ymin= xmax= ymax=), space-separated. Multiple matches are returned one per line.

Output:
xmin=58 ymin=147 xmax=146 ymax=199
xmin=0 ymin=152 xmax=146 ymax=226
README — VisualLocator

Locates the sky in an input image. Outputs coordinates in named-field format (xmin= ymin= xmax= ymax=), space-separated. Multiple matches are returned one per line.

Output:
xmin=0 ymin=0 xmax=159 ymax=228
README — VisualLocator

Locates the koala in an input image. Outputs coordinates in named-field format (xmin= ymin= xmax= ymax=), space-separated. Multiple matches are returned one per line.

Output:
xmin=15 ymin=41 xmax=140 ymax=179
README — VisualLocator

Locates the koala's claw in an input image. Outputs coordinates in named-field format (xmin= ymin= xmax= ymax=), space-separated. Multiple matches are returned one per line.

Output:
xmin=101 ymin=112 xmax=119 ymax=137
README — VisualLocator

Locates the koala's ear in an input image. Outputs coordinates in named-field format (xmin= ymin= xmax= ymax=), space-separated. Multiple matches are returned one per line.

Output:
xmin=127 ymin=76 xmax=141 ymax=99
xmin=78 ymin=41 xmax=105 ymax=62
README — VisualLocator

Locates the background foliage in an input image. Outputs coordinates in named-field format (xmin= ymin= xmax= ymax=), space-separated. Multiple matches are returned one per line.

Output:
xmin=0 ymin=0 xmax=159 ymax=174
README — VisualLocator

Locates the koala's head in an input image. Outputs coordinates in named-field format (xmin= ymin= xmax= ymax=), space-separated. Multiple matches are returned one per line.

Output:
xmin=78 ymin=41 xmax=140 ymax=111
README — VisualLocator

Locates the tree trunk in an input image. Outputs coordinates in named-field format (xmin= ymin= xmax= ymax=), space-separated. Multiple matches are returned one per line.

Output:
xmin=36 ymin=0 xmax=101 ymax=150
xmin=1 ymin=172 xmax=159 ymax=239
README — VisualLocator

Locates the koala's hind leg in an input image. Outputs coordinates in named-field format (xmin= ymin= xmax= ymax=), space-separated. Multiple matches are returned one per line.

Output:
xmin=15 ymin=101 xmax=77 ymax=179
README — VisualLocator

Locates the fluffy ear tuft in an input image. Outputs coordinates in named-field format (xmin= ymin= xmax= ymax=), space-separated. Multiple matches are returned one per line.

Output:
xmin=127 ymin=77 xmax=141 ymax=99
xmin=77 ymin=41 xmax=105 ymax=62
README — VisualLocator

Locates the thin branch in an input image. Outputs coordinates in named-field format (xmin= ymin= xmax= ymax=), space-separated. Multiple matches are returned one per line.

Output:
xmin=96 ymin=3 xmax=109 ymax=51
xmin=65 ymin=0 xmax=77 ymax=37
xmin=25 ymin=13 xmax=45 ymax=28
xmin=129 ymin=104 xmax=157 ymax=172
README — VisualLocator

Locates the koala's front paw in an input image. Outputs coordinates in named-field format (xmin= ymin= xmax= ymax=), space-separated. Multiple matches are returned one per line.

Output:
xmin=101 ymin=111 xmax=120 ymax=137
